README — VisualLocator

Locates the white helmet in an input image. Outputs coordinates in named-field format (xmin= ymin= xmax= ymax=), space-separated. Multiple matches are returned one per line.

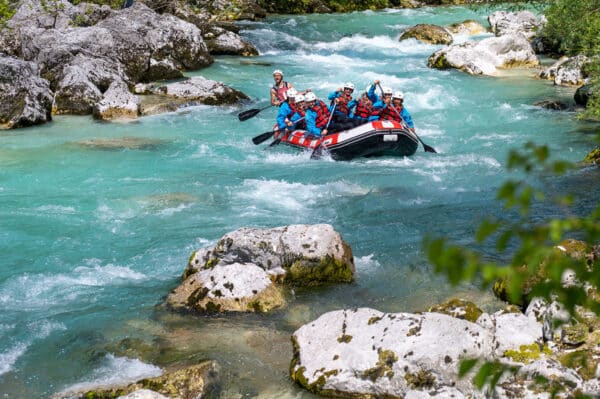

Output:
xmin=392 ymin=91 xmax=404 ymax=100
xmin=343 ymin=82 xmax=355 ymax=90
xmin=382 ymin=86 xmax=393 ymax=96
xmin=272 ymin=69 xmax=283 ymax=76
xmin=304 ymin=92 xmax=316 ymax=102
xmin=295 ymin=94 xmax=305 ymax=102
xmin=286 ymin=88 xmax=298 ymax=99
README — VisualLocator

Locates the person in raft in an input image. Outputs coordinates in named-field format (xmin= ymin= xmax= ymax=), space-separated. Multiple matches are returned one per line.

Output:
xmin=270 ymin=69 xmax=295 ymax=106
xmin=350 ymin=86 xmax=381 ymax=125
xmin=304 ymin=92 xmax=355 ymax=137
xmin=275 ymin=89 xmax=305 ymax=131
xmin=376 ymin=90 xmax=415 ymax=131
xmin=328 ymin=82 xmax=359 ymax=127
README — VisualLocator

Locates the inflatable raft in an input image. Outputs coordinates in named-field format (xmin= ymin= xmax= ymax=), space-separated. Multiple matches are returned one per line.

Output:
xmin=272 ymin=120 xmax=419 ymax=160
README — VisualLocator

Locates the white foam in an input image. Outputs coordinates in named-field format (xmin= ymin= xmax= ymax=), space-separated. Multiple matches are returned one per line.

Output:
xmin=63 ymin=354 xmax=163 ymax=394
xmin=0 ymin=343 xmax=27 ymax=376
xmin=355 ymin=254 xmax=380 ymax=271
xmin=410 ymin=86 xmax=459 ymax=111
xmin=157 ymin=203 xmax=192 ymax=216
xmin=0 ymin=261 xmax=146 ymax=310
xmin=296 ymin=52 xmax=376 ymax=68
xmin=190 ymin=143 xmax=212 ymax=158
xmin=313 ymin=34 xmax=402 ymax=52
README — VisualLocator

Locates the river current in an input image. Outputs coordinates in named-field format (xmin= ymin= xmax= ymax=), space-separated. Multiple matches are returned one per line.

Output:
xmin=1 ymin=6 xmax=598 ymax=399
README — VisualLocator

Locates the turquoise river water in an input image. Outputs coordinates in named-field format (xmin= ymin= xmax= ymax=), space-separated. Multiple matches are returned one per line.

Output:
xmin=1 ymin=5 xmax=599 ymax=399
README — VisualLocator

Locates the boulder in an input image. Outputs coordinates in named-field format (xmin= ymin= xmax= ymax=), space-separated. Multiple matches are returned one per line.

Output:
xmin=583 ymin=147 xmax=600 ymax=166
xmin=0 ymin=55 xmax=52 ymax=129
xmin=93 ymin=81 xmax=141 ymax=120
xmin=575 ymin=83 xmax=595 ymax=107
xmin=203 ymin=26 xmax=259 ymax=56
xmin=539 ymin=55 xmax=589 ymax=86
xmin=446 ymin=20 xmax=487 ymax=36
xmin=291 ymin=308 xmax=546 ymax=398
xmin=55 ymin=361 xmax=219 ymax=399
xmin=399 ymin=24 xmax=453 ymax=45
xmin=533 ymin=100 xmax=569 ymax=111
xmin=488 ymin=10 xmax=546 ymax=39
xmin=205 ymin=0 xmax=266 ymax=21
xmin=428 ymin=33 xmax=538 ymax=76
xmin=152 ymin=76 xmax=248 ymax=104
xmin=167 ymin=224 xmax=354 ymax=313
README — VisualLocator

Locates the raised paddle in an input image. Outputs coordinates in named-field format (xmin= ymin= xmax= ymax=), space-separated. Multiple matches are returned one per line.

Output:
xmin=238 ymin=104 xmax=273 ymax=122
xmin=377 ymin=83 xmax=437 ymax=154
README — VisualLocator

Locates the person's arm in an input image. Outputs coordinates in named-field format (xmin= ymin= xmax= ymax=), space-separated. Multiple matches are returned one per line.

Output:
xmin=372 ymin=100 xmax=385 ymax=110
xmin=305 ymin=109 xmax=322 ymax=136
xmin=270 ymin=88 xmax=279 ymax=106
xmin=276 ymin=103 xmax=291 ymax=129
xmin=328 ymin=89 xmax=342 ymax=101
xmin=401 ymin=107 xmax=414 ymax=129
xmin=367 ymin=84 xmax=379 ymax=103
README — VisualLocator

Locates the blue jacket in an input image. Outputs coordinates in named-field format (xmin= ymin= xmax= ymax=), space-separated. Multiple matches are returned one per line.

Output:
xmin=276 ymin=101 xmax=294 ymax=130
xmin=380 ymin=105 xmax=415 ymax=128
xmin=305 ymin=100 xmax=329 ymax=136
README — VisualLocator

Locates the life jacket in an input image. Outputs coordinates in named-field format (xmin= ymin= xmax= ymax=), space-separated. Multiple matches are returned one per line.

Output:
xmin=295 ymin=109 xmax=306 ymax=129
xmin=272 ymin=81 xmax=289 ymax=103
xmin=354 ymin=100 xmax=374 ymax=119
xmin=335 ymin=93 xmax=353 ymax=115
xmin=379 ymin=105 xmax=402 ymax=122
xmin=310 ymin=99 xmax=331 ymax=128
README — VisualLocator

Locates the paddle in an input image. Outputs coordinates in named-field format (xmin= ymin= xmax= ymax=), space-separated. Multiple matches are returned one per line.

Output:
xmin=377 ymin=83 xmax=437 ymax=154
xmin=252 ymin=130 xmax=276 ymax=145
xmin=310 ymin=103 xmax=336 ymax=159
xmin=265 ymin=117 xmax=306 ymax=148
xmin=238 ymin=104 xmax=273 ymax=122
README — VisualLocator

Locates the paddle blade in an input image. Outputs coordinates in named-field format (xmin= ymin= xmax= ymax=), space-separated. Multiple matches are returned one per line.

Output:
xmin=423 ymin=143 xmax=437 ymax=153
xmin=238 ymin=108 xmax=262 ymax=121
xmin=252 ymin=131 xmax=275 ymax=145
xmin=268 ymin=138 xmax=282 ymax=147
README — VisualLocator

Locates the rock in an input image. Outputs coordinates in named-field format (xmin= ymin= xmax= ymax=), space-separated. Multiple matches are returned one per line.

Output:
xmin=93 ymin=81 xmax=140 ymax=120
xmin=399 ymin=24 xmax=453 ymax=45
xmin=427 ymin=298 xmax=483 ymax=322
xmin=291 ymin=309 xmax=494 ymax=397
xmin=75 ymin=137 xmax=165 ymax=150
xmin=446 ymin=20 xmax=487 ymax=36
xmin=151 ymin=76 xmax=249 ymax=105
xmin=575 ymin=83 xmax=594 ymax=107
xmin=166 ymin=262 xmax=286 ymax=313
xmin=539 ymin=55 xmax=589 ymax=86
xmin=428 ymin=33 xmax=538 ymax=76
xmin=206 ymin=0 xmax=266 ymax=21
xmin=583 ymin=147 xmax=600 ymax=166
xmin=496 ymin=358 xmax=583 ymax=396
xmin=203 ymin=26 xmax=259 ymax=56
xmin=533 ymin=100 xmax=569 ymax=110
xmin=52 ymin=55 xmax=127 ymax=115
xmin=0 ymin=55 xmax=52 ymax=129
xmin=488 ymin=10 xmax=546 ymax=39
xmin=167 ymin=224 xmax=354 ymax=314
xmin=59 ymin=361 xmax=220 ymax=399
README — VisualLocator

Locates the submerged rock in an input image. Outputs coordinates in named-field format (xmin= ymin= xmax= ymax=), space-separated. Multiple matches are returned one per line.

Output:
xmin=75 ymin=137 xmax=165 ymax=150
xmin=533 ymin=99 xmax=569 ymax=110
xmin=428 ymin=33 xmax=538 ymax=76
xmin=399 ymin=24 xmax=453 ymax=45
xmin=0 ymin=55 xmax=52 ymax=129
xmin=167 ymin=224 xmax=355 ymax=313
xmin=583 ymin=147 xmax=600 ymax=166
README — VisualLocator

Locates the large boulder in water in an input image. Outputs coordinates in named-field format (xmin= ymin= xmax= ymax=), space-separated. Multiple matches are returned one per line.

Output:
xmin=428 ymin=33 xmax=538 ymax=76
xmin=166 ymin=224 xmax=355 ymax=314
xmin=203 ymin=26 xmax=259 ymax=56
xmin=93 ymin=81 xmax=141 ymax=120
xmin=399 ymin=24 xmax=453 ymax=45
xmin=0 ymin=55 xmax=52 ymax=129
xmin=539 ymin=55 xmax=589 ymax=86
xmin=446 ymin=19 xmax=488 ymax=36
xmin=290 ymin=307 xmax=548 ymax=398
xmin=488 ymin=10 xmax=546 ymax=39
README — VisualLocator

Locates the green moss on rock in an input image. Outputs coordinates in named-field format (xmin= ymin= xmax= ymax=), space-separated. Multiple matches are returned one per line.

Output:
xmin=404 ymin=369 xmax=436 ymax=389
xmin=503 ymin=343 xmax=552 ymax=364
xmin=427 ymin=298 xmax=483 ymax=322
xmin=583 ymin=147 xmax=600 ymax=165
xmin=559 ymin=350 xmax=600 ymax=380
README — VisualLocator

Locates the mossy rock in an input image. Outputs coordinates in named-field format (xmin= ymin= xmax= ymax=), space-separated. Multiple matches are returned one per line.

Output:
xmin=559 ymin=350 xmax=600 ymax=380
xmin=399 ymin=24 xmax=453 ymax=45
xmin=503 ymin=343 xmax=552 ymax=364
xmin=427 ymin=298 xmax=483 ymax=322
xmin=562 ymin=323 xmax=589 ymax=346
xmin=428 ymin=53 xmax=450 ymax=69
xmin=583 ymin=147 xmax=600 ymax=166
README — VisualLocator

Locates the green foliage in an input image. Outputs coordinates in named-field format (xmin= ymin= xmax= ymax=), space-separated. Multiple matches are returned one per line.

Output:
xmin=425 ymin=139 xmax=600 ymax=393
xmin=542 ymin=0 xmax=600 ymax=57
xmin=0 ymin=0 xmax=16 ymax=25
xmin=69 ymin=0 xmax=123 ymax=9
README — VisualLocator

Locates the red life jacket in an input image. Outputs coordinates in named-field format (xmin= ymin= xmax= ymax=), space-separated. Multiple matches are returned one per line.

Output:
xmin=336 ymin=93 xmax=353 ymax=115
xmin=310 ymin=100 xmax=330 ymax=128
xmin=354 ymin=100 xmax=374 ymax=118
xmin=379 ymin=105 xmax=402 ymax=122
xmin=272 ymin=81 xmax=289 ymax=103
